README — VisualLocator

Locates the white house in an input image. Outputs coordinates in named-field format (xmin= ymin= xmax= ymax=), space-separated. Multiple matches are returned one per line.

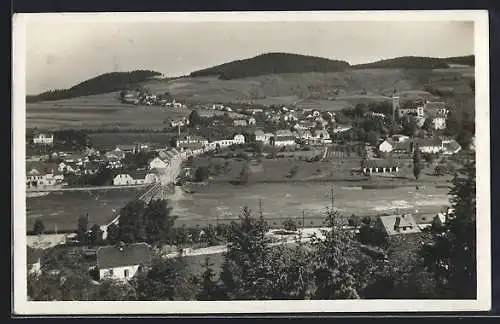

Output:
xmin=432 ymin=116 xmax=447 ymax=130
xmin=33 ymin=133 xmax=54 ymax=145
xmin=313 ymin=129 xmax=331 ymax=144
xmin=113 ymin=174 xmax=135 ymax=186
xmin=26 ymin=168 xmax=65 ymax=189
xmin=149 ymin=157 xmax=168 ymax=170
xmin=296 ymin=130 xmax=313 ymax=140
xmin=233 ymin=119 xmax=248 ymax=127
xmin=418 ymin=139 xmax=445 ymax=154
xmin=254 ymin=130 xmax=272 ymax=144
xmin=96 ymin=242 xmax=152 ymax=281
xmin=248 ymin=117 xmax=256 ymax=125
xmin=233 ymin=134 xmax=246 ymax=144
xmin=378 ymin=139 xmax=394 ymax=153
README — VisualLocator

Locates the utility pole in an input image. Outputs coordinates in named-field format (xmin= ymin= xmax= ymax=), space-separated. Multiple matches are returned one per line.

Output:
xmin=330 ymin=184 xmax=335 ymax=211
xmin=302 ymin=210 xmax=305 ymax=230
xmin=259 ymin=198 xmax=263 ymax=219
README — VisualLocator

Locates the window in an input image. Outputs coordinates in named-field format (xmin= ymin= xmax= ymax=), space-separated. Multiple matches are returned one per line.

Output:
xmin=124 ymin=269 xmax=129 ymax=278
xmin=109 ymin=269 xmax=114 ymax=276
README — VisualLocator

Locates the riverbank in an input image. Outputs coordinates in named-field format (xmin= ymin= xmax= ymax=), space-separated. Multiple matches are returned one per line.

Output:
xmin=27 ymin=183 xmax=149 ymax=193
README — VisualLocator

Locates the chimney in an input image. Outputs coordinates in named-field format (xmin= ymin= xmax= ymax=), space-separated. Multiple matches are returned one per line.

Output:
xmin=393 ymin=216 xmax=401 ymax=230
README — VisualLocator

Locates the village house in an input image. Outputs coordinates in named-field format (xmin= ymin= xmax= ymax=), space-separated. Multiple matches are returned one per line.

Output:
xmin=115 ymin=145 xmax=136 ymax=154
xmin=378 ymin=136 xmax=412 ymax=155
xmin=423 ymin=100 xmax=447 ymax=111
xmin=313 ymin=129 xmax=331 ymax=144
xmin=254 ymin=130 xmax=273 ymax=145
xmin=442 ymin=139 xmax=462 ymax=155
xmin=272 ymin=130 xmax=296 ymax=147
xmin=57 ymin=162 xmax=77 ymax=174
xmin=295 ymin=130 xmax=313 ymax=141
xmin=83 ymin=161 xmax=101 ymax=176
xmin=26 ymin=168 xmax=65 ymax=189
xmin=176 ymin=135 xmax=209 ymax=149
xmin=96 ymin=242 xmax=152 ymax=281
xmin=398 ymin=106 xmax=425 ymax=118
xmin=106 ymin=160 xmax=122 ymax=169
xmin=248 ymin=117 xmax=256 ymax=125
xmin=149 ymin=156 xmax=169 ymax=170
xmin=170 ymin=118 xmax=187 ymax=128
xmin=375 ymin=214 xmax=421 ymax=236
xmin=105 ymin=150 xmax=125 ymax=161
xmin=233 ymin=119 xmax=248 ymax=127
xmin=332 ymin=125 xmax=352 ymax=134
xmin=283 ymin=113 xmax=299 ymax=122
xmin=112 ymin=169 xmax=159 ymax=186
xmin=417 ymin=138 xmax=445 ymax=154
xmin=247 ymin=108 xmax=263 ymax=115
xmin=33 ymin=133 xmax=54 ymax=145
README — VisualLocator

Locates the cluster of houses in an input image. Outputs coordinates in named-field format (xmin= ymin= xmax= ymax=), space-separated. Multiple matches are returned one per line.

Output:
xmin=393 ymin=96 xmax=450 ymax=131
xmin=121 ymin=90 xmax=187 ymax=108
xmin=375 ymin=208 xmax=453 ymax=237
xmin=32 ymin=133 xmax=54 ymax=145
xmin=378 ymin=134 xmax=462 ymax=156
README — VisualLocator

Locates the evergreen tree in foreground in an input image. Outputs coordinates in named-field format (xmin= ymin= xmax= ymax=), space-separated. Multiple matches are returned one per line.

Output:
xmin=421 ymin=157 xmax=476 ymax=299
xmin=219 ymin=206 xmax=270 ymax=300
xmin=311 ymin=209 xmax=360 ymax=299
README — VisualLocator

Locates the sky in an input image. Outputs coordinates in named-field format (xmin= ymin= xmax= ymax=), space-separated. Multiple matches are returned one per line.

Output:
xmin=24 ymin=18 xmax=474 ymax=95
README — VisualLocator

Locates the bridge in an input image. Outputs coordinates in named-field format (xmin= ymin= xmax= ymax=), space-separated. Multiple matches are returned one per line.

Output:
xmin=100 ymin=182 xmax=163 ymax=238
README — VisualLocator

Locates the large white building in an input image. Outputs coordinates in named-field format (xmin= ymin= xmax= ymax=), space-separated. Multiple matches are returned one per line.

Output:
xmin=33 ymin=133 xmax=54 ymax=145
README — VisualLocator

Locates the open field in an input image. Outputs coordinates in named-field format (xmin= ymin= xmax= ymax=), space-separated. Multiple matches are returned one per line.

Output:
xmin=26 ymin=91 xmax=190 ymax=130
xmin=26 ymin=67 xmax=474 ymax=130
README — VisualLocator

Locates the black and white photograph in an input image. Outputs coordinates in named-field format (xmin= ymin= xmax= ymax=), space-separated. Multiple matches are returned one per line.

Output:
xmin=12 ymin=10 xmax=490 ymax=314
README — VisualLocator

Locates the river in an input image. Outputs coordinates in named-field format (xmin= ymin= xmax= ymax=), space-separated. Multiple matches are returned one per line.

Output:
xmin=26 ymin=181 xmax=451 ymax=231
xmin=167 ymin=182 xmax=451 ymax=226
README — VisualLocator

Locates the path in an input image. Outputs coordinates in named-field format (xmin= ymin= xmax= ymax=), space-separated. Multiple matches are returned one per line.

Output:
xmin=27 ymin=184 xmax=149 ymax=193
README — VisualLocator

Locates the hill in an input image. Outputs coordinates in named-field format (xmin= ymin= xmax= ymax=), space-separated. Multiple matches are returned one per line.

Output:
xmin=26 ymin=70 xmax=162 ymax=103
xmin=189 ymin=52 xmax=350 ymax=80
xmin=352 ymin=56 xmax=451 ymax=69
xmin=352 ymin=55 xmax=474 ymax=69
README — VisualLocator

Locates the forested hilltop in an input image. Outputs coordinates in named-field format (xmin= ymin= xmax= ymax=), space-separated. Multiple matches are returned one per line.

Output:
xmin=352 ymin=55 xmax=475 ymax=69
xmin=26 ymin=70 xmax=162 ymax=103
xmin=190 ymin=52 xmax=350 ymax=80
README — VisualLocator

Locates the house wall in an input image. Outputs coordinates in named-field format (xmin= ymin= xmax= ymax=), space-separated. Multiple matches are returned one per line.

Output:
xmin=33 ymin=135 xmax=54 ymax=144
xmin=274 ymin=139 xmax=296 ymax=147
xmin=149 ymin=158 xmax=168 ymax=169
xmin=379 ymin=141 xmax=393 ymax=153
xmin=99 ymin=265 xmax=140 ymax=281
xmin=419 ymin=146 xmax=443 ymax=154
xmin=432 ymin=117 xmax=446 ymax=130
xmin=28 ymin=261 xmax=41 ymax=275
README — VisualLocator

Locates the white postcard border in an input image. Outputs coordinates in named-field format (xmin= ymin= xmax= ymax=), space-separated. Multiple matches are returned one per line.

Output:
xmin=12 ymin=10 xmax=491 ymax=315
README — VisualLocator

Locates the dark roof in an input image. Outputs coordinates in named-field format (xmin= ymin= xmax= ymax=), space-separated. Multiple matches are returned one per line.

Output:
xmin=96 ymin=243 xmax=152 ymax=269
xmin=26 ymin=162 xmax=59 ymax=174
xmin=416 ymin=138 xmax=442 ymax=147
xmin=117 ymin=145 xmax=136 ymax=151
xmin=444 ymin=140 xmax=461 ymax=152
xmin=377 ymin=214 xmax=420 ymax=236
xmin=363 ymin=159 xmax=399 ymax=168
xmin=129 ymin=169 xmax=148 ymax=180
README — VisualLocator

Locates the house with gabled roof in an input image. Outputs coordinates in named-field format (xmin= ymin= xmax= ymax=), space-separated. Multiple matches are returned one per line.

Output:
xmin=96 ymin=242 xmax=152 ymax=281
xmin=375 ymin=214 xmax=421 ymax=236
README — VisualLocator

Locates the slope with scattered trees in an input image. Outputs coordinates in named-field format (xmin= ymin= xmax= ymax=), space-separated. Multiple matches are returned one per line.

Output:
xmin=352 ymin=56 xmax=451 ymax=69
xmin=26 ymin=70 xmax=162 ymax=102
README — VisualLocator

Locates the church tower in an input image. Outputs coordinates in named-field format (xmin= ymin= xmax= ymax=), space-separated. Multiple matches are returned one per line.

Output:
xmin=392 ymin=89 xmax=400 ymax=121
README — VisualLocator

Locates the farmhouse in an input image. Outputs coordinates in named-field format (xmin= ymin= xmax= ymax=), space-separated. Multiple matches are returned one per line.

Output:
xmin=248 ymin=117 xmax=256 ymax=125
xmin=57 ymin=162 xmax=77 ymax=174
xmin=375 ymin=214 xmax=421 ymax=236
xmin=398 ymin=106 xmax=424 ymax=118
xmin=295 ymin=130 xmax=313 ymax=140
xmin=115 ymin=145 xmax=136 ymax=154
xmin=33 ymin=133 xmax=54 ymax=145
xmin=96 ymin=242 xmax=152 ymax=281
xmin=378 ymin=137 xmax=412 ymax=154
xmin=233 ymin=119 xmax=248 ymax=127
xmin=442 ymin=139 xmax=462 ymax=155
